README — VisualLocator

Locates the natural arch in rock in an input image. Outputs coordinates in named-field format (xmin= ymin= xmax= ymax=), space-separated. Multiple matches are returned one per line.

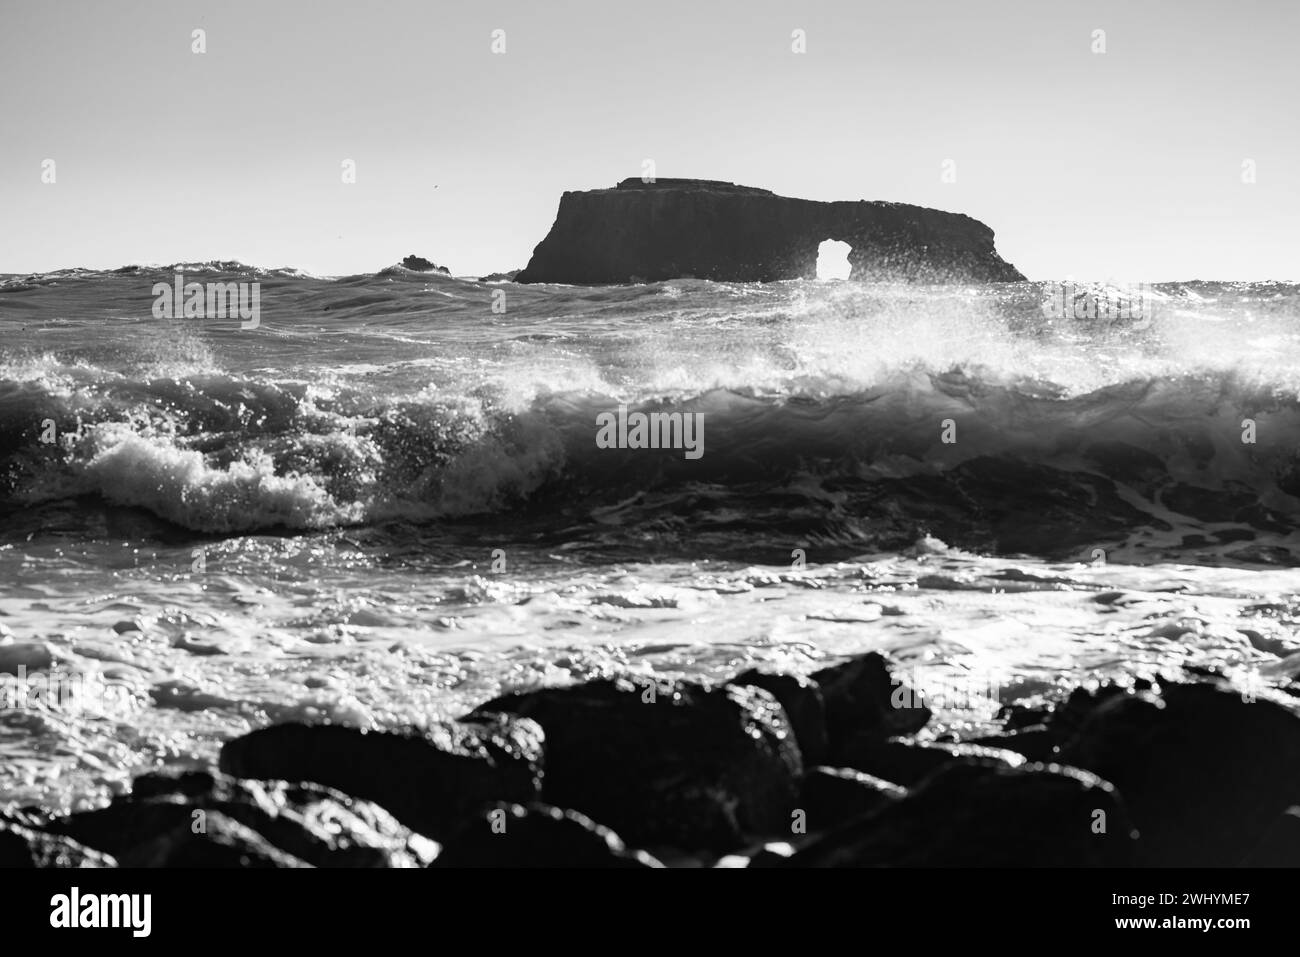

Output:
xmin=815 ymin=239 xmax=853 ymax=280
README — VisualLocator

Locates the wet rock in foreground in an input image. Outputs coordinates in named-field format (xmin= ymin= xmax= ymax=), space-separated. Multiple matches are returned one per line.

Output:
xmin=468 ymin=677 xmax=802 ymax=852
xmin=0 ymin=820 xmax=117 ymax=868
xmin=810 ymin=652 xmax=931 ymax=760
xmin=836 ymin=739 xmax=1025 ymax=786
xmin=968 ymin=727 xmax=1058 ymax=762
xmin=785 ymin=760 xmax=1134 ymax=867
xmin=1061 ymin=682 xmax=1300 ymax=866
xmin=47 ymin=770 xmax=434 ymax=867
xmin=433 ymin=803 xmax=663 ymax=868
xmin=119 ymin=811 xmax=311 ymax=868
xmin=1240 ymin=807 xmax=1300 ymax=867
xmin=217 ymin=714 xmax=543 ymax=840
xmin=730 ymin=668 xmax=829 ymax=766
xmin=799 ymin=766 xmax=906 ymax=832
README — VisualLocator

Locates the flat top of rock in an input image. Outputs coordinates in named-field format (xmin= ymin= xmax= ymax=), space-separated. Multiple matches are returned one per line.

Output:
xmin=611 ymin=178 xmax=776 ymax=196
xmin=587 ymin=178 xmax=939 ymax=216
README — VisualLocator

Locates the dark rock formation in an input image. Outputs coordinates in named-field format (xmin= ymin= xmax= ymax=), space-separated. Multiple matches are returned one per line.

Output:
xmin=1240 ymin=806 xmax=1300 ymax=867
xmin=399 ymin=254 xmax=450 ymax=274
xmin=968 ymin=727 xmax=1059 ymax=762
xmin=810 ymin=652 xmax=930 ymax=761
xmin=515 ymin=178 xmax=1024 ymax=284
xmin=0 ymin=820 xmax=117 ymax=868
xmin=432 ymin=802 xmax=663 ymax=868
xmin=1059 ymin=682 xmax=1300 ymax=866
xmin=479 ymin=269 xmax=520 ymax=282
xmin=47 ymin=770 xmax=434 ymax=867
xmin=836 ymin=739 xmax=1026 ymax=786
xmin=217 ymin=715 xmax=544 ymax=840
xmin=783 ymin=760 xmax=1135 ymax=867
xmin=119 ymin=811 xmax=311 ymax=868
xmin=730 ymin=668 xmax=829 ymax=766
xmin=466 ymin=677 xmax=802 ymax=851
xmin=799 ymin=766 xmax=906 ymax=831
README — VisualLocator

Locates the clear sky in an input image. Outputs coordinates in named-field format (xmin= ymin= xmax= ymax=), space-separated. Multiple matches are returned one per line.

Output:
xmin=1 ymin=0 xmax=1296 ymax=280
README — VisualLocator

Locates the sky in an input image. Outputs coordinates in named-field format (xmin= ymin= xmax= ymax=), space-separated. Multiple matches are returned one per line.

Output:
xmin=1 ymin=0 xmax=1297 ymax=281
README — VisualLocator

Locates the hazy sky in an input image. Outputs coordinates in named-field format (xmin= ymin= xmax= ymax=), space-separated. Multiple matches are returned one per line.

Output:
xmin=2 ymin=0 xmax=1296 ymax=280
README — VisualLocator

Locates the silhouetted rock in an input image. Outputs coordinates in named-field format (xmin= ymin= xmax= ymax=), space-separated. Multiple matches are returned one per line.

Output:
xmin=1049 ymin=683 xmax=1132 ymax=739
xmin=130 ymin=769 xmax=218 ymax=800
xmin=119 ymin=811 xmax=311 ymax=867
xmin=1060 ymin=682 xmax=1300 ymax=866
xmin=400 ymin=254 xmax=450 ymax=274
xmin=1240 ymin=807 xmax=1300 ymax=867
xmin=799 ymin=766 xmax=906 ymax=831
xmin=217 ymin=715 xmax=544 ymax=839
xmin=515 ymin=179 xmax=1024 ymax=284
xmin=0 ymin=820 xmax=116 ymax=868
xmin=835 ymin=739 xmax=1025 ymax=786
xmin=968 ymin=727 xmax=1059 ymax=762
xmin=730 ymin=668 xmax=829 ymax=766
xmin=996 ymin=702 xmax=1048 ymax=730
xmin=479 ymin=269 xmax=520 ymax=282
xmin=743 ymin=841 xmax=799 ymax=868
xmin=810 ymin=652 xmax=930 ymax=760
xmin=784 ymin=760 xmax=1134 ymax=867
xmin=467 ymin=677 xmax=802 ymax=851
xmin=432 ymin=802 xmax=662 ymax=868
xmin=48 ymin=770 xmax=434 ymax=867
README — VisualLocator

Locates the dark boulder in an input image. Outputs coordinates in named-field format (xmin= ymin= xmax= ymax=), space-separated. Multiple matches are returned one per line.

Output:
xmin=997 ymin=702 xmax=1051 ymax=731
xmin=217 ymin=714 xmax=544 ymax=840
xmin=1240 ymin=807 xmax=1300 ymax=867
xmin=515 ymin=179 xmax=1024 ymax=285
xmin=467 ymin=677 xmax=802 ymax=852
xmin=118 ymin=811 xmax=311 ymax=868
xmin=785 ymin=760 xmax=1135 ymax=867
xmin=131 ymin=768 xmax=217 ymax=800
xmin=835 ymin=739 xmax=1025 ymax=786
xmin=968 ymin=727 xmax=1059 ymax=762
xmin=1060 ymin=682 xmax=1300 ymax=866
xmin=48 ymin=770 xmax=434 ymax=867
xmin=433 ymin=803 xmax=662 ymax=868
xmin=1048 ymin=683 xmax=1132 ymax=740
xmin=799 ymin=766 xmax=906 ymax=832
xmin=730 ymin=668 xmax=829 ymax=766
xmin=0 ymin=820 xmax=117 ymax=868
xmin=810 ymin=652 xmax=930 ymax=760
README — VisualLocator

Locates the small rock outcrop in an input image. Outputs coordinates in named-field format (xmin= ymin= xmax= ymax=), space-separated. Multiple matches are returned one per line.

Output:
xmin=784 ymin=760 xmax=1135 ymax=867
xmin=466 ymin=677 xmax=802 ymax=851
xmin=515 ymin=179 xmax=1024 ymax=284
xmin=48 ymin=770 xmax=434 ymax=867
xmin=399 ymin=254 xmax=450 ymax=274
xmin=432 ymin=803 xmax=662 ymax=868
xmin=217 ymin=716 xmax=544 ymax=840
xmin=1059 ymin=682 xmax=1300 ymax=866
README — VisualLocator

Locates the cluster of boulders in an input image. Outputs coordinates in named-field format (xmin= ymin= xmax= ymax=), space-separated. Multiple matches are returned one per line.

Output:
xmin=4 ymin=652 xmax=1299 ymax=867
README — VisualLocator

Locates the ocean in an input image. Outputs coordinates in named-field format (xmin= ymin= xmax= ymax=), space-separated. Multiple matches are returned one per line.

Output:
xmin=3 ymin=263 xmax=1299 ymax=814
